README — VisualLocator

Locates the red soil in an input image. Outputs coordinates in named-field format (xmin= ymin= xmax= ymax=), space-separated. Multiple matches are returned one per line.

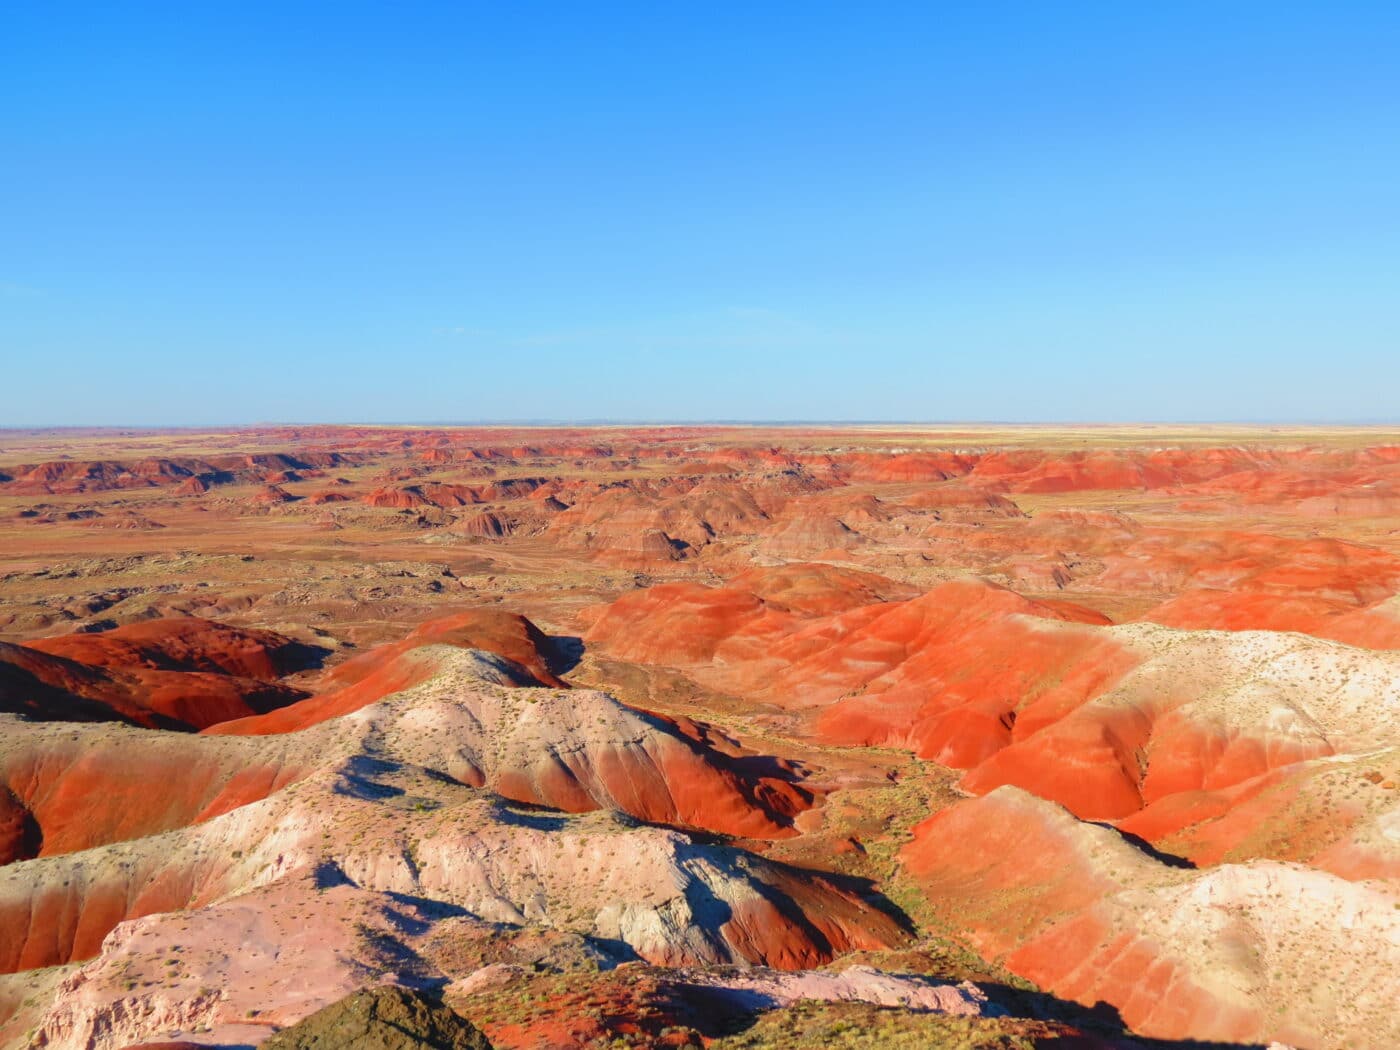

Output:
xmin=1 ymin=638 xmax=307 ymax=731
xmin=0 ymin=740 xmax=305 ymax=860
xmin=1143 ymin=588 xmax=1400 ymax=648
xmin=208 ymin=609 xmax=564 ymax=736
xmin=26 ymin=617 xmax=307 ymax=679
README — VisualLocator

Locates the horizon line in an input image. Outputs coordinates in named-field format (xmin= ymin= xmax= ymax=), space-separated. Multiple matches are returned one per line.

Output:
xmin=3 ymin=418 xmax=1400 ymax=432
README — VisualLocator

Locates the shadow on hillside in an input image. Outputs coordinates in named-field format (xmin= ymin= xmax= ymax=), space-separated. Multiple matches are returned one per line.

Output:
xmin=674 ymin=840 xmax=920 ymax=946
xmin=726 ymin=750 xmax=814 ymax=786
xmin=333 ymin=754 xmax=407 ymax=800
xmin=977 ymin=983 xmax=1276 ymax=1048
xmin=792 ymin=859 xmax=919 ymax=938
xmin=1098 ymin=823 xmax=1197 ymax=870
xmin=547 ymin=633 xmax=585 ymax=675
xmin=277 ymin=637 xmax=335 ymax=674
xmin=653 ymin=973 xmax=1274 ymax=1049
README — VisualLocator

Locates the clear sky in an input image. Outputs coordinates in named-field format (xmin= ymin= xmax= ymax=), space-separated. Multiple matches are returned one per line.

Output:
xmin=3 ymin=2 xmax=1398 ymax=425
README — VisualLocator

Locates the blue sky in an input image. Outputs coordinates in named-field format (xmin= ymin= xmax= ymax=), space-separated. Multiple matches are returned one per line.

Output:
xmin=3 ymin=2 xmax=1398 ymax=424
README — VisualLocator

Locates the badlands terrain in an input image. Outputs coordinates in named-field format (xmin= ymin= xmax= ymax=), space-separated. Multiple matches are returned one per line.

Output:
xmin=0 ymin=423 xmax=1398 ymax=1050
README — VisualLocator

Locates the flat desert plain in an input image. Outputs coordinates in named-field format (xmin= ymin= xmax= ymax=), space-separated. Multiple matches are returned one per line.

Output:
xmin=2 ymin=423 xmax=1399 ymax=1050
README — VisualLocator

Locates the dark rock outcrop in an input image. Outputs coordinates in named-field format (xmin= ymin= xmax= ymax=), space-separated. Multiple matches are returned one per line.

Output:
xmin=260 ymin=986 xmax=492 ymax=1050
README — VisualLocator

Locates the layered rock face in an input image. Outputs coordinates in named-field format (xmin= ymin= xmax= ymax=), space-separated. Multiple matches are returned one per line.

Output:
xmin=587 ymin=569 xmax=1400 ymax=822
xmin=903 ymin=788 xmax=1400 ymax=1048
xmin=0 ymin=621 xmax=902 ymax=1049
xmin=0 ymin=617 xmax=313 ymax=731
